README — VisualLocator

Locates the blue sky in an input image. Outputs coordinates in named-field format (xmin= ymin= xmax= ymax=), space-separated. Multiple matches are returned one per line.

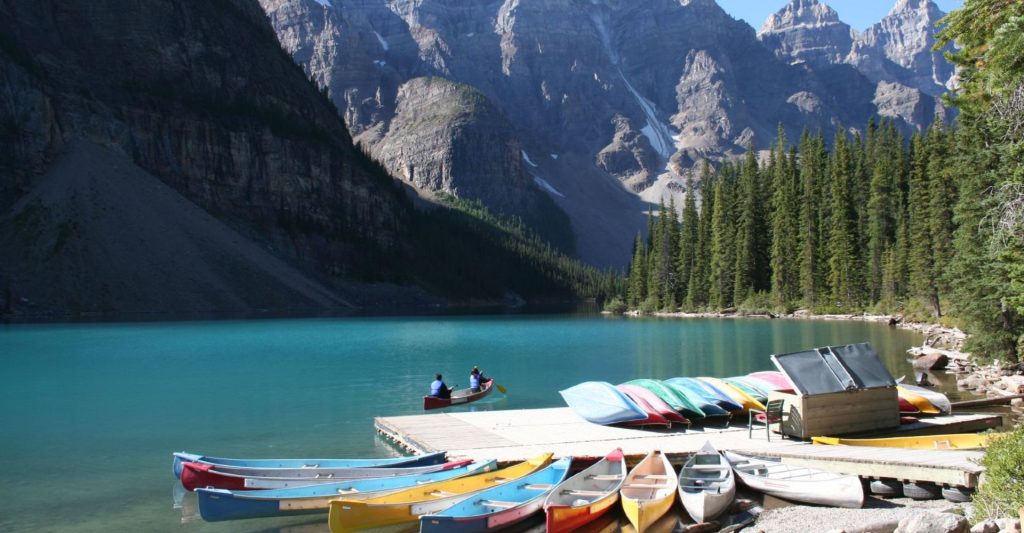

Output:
xmin=718 ymin=0 xmax=964 ymax=32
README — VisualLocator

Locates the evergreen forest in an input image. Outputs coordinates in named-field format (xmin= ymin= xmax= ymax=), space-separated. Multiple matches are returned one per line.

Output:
xmin=614 ymin=0 xmax=1024 ymax=364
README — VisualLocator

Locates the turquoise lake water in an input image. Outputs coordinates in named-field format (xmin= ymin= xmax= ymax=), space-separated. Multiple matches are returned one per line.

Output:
xmin=0 ymin=314 xmax=932 ymax=532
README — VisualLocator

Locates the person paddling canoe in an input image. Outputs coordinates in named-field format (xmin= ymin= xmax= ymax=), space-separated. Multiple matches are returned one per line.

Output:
xmin=470 ymin=366 xmax=488 ymax=393
xmin=430 ymin=373 xmax=452 ymax=399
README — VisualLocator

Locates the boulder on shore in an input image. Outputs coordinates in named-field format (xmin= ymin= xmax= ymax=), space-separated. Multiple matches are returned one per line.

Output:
xmin=895 ymin=512 xmax=968 ymax=533
xmin=914 ymin=352 xmax=949 ymax=370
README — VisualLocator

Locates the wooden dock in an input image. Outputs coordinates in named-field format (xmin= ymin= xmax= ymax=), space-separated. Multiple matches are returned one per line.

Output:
xmin=375 ymin=408 xmax=1000 ymax=488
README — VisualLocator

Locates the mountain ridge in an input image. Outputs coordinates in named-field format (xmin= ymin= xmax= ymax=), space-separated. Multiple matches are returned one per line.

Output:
xmin=260 ymin=0 xmax=956 ymax=268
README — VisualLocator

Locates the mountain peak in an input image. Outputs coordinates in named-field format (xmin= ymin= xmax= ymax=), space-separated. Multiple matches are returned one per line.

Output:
xmin=760 ymin=0 xmax=843 ymax=35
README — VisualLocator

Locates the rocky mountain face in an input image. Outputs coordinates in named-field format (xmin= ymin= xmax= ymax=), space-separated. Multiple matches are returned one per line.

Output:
xmin=759 ymin=0 xmax=955 ymax=127
xmin=262 ymin=0 xmax=930 ymax=267
xmin=4 ymin=0 xmax=587 ymax=317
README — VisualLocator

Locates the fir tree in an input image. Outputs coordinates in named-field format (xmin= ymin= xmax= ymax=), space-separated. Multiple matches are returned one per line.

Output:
xmin=708 ymin=172 xmax=736 ymax=309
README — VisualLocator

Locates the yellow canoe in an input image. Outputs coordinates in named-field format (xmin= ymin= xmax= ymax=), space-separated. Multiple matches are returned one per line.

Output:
xmin=896 ymin=386 xmax=941 ymax=415
xmin=621 ymin=449 xmax=677 ymax=533
xmin=699 ymin=377 xmax=765 ymax=413
xmin=812 ymin=434 xmax=997 ymax=450
xmin=327 ymin=452 xmax=553 ymax=533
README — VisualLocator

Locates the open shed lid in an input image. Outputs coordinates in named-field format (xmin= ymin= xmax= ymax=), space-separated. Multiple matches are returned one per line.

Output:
xmin=770 ymin=342 xmax=896 ymax=395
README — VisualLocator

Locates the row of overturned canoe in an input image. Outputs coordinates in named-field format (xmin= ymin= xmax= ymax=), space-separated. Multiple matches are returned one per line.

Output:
xmin=559 ymin=372 xmax=952 ymax=427
xmin=559 ymin=372 xmax=792 ymax=426
xmin=173 ymin=442 xmax=863 ymax=532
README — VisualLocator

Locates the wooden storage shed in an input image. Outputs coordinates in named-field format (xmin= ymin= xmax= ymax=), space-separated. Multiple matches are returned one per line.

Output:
xmin=769 ymin=343 xmax=900 ymax=439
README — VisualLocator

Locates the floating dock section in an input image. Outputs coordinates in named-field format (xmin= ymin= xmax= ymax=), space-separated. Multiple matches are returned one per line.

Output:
xmin=375 ymin=407 xmax=1000 ymax=488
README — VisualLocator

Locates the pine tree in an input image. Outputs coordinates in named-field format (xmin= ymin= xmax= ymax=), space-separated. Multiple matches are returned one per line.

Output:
xmin=687 ymin=169 xmax=714 ymax=310
xmin=770 ymin=131 xmax=799 ymax=307
xmin=907 ymin=132 xmax=939 ymax=315
xmin=827 ymin=131 xmax=859 ymax=308
xmin=733 ymin=148 xmax=762 ymax=304
xmin=626 ymin=233 xmax=647 ymax=308
xmin=708 ymin=171 xmax=736 ymax=309
xmin=925 ymin=124 xmax=956 ymax=309
xmin=677 ymin=176 xmax=700 ymax=307
xmin=797 ymin=131 xmax=822 ymax=307
xmin=865 ymin=126 xmax=895 ymax=302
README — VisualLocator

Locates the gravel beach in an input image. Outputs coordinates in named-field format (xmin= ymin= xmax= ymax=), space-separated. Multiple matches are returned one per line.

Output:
xmin=741 ymin=495 xmax=968 ymax=533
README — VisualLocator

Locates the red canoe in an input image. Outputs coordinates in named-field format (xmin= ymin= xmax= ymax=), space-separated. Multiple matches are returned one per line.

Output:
xmin=616 ymin=384 xmax=689 ymax=427
xmin=614 ymin=384 xmax=671 ymax=425
xmin=423 ymin=379 xmax=494 ymax=410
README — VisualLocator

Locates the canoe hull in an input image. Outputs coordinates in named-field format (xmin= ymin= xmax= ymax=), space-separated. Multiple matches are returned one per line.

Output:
xmin=812 ymin=434 xmax=993 ymax=449
xmin=328 ymin=453 xmax=553 ymax=533
xmin=621 ymin=450 xmax=677 ymax=532
xmin=544 ymin=449 xmax=626 ymax=533
xmin=195 ymin=460 xmax=496 ymax=522
xmin=724 ymin=451 xmax=863 ymax=509
xmin=678 ymin=442 xmax=735 ymax=523
xmin=419 ymin=457 xmax=571 ymax=533
xmin=181 ymin=459 xmax=460 ymax=492
xmin=424 ymin=380 xmax=494 ymax=410
xmin=171 ymin=450 xmax=444 ymax=479
xmin=560 ymin=382 xmax=648 ymax=425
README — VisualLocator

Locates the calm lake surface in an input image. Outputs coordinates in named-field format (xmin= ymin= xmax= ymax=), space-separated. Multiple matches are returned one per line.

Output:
xmin=0 ymin=314 xmax=934 ymax=532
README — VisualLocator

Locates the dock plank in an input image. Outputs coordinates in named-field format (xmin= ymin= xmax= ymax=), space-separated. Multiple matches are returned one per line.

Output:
xmin=375 ymin=408 xmax=998 ymax=488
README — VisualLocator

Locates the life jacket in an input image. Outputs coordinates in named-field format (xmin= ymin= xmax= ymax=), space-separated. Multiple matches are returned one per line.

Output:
xmin=431 ymin=379 xmax=444 ymax=396
xmin=469 ymin=372 xmax=480 ymax=390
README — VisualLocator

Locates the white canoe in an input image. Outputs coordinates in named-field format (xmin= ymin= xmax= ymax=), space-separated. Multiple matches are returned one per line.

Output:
xmin=724 ymin=451 xmax=864 ymax=508
xmin=678 ymin=442 xmax=735 ymax=523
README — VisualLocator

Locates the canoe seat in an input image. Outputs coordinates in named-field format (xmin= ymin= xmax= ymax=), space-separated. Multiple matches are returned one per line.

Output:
xmin=587 ymin=474 xmax=624 ymax=481
xmin=429 ymin=490 xmax=455 ymax=497
xmin=522 ymin=484 xmax=553 ymax=491
xmin=637 ymin=474 xmax=672 ymax=480
xmin=564 ymin=489 xmax=606 ymax=497
xmin=624 ymin=483 xmax=672 ymax=489
xmin=336 ymin=488 xmax=359 ymax=494
xmin=680 ymin=484 xmax=726 ymax=493
xmin=480 ymin=500 xmax=519 ymax=509
xmin=302 ymin=464 xmax=319 ymax=468
xmin=314 ymin=473 xmax=335 ymax=479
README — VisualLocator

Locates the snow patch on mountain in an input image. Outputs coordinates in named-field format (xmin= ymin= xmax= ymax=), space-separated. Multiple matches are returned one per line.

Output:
xmin=373 ymin=31 xmax=389 ymax=51
xmin=533 ymin=176 xmax=565 ymax=198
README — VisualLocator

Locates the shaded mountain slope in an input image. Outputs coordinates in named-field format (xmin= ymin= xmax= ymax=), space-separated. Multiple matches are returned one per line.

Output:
xmin=1 ymin=142 xmax=356 ymax=315
xmin=0 ymin=0 xmax=601 ymax=317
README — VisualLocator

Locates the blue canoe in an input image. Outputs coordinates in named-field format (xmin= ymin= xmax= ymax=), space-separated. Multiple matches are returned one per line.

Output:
xmin=419 ymin=456 xmax=572 ymax=533
xmin=559 ymin=382 xmax=648 ymax=425
xmin=195 ymin=459 xmax=498 ymax=522
xmin=172 ymin=450 xmax=446 ymax=479
xmin=665 ymin=377 xmax=741 ymax=413
xmin=661 ymin=380 xmax=730 ymax=417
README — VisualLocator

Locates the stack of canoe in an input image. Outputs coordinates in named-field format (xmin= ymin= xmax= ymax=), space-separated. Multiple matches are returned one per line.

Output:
xmin=177 ymin=443 xmax=868 ymax=531
xmin=560 ymin=371 xmax=795 ymax=427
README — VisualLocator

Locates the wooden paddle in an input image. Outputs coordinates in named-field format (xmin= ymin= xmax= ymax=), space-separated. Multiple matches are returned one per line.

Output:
xmin=495 ymin=383 xmax=508 ymax=394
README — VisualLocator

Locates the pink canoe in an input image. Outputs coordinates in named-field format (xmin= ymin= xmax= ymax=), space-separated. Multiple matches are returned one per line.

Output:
xmin=747 ymin=371 xmax=796 ymax=393
xmin=617 ymin=384 xmax=690 ymax=426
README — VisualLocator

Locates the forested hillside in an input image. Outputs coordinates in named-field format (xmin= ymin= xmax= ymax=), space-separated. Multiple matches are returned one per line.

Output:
xmin=616 ymin=0 xmax=1024 ymax=364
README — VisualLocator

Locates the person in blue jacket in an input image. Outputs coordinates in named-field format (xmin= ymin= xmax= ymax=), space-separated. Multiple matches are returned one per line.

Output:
xmin=430 ymin=373 xmax=452 ymax=399
xmin=469 ymin=366 xmax=487 ymax=393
